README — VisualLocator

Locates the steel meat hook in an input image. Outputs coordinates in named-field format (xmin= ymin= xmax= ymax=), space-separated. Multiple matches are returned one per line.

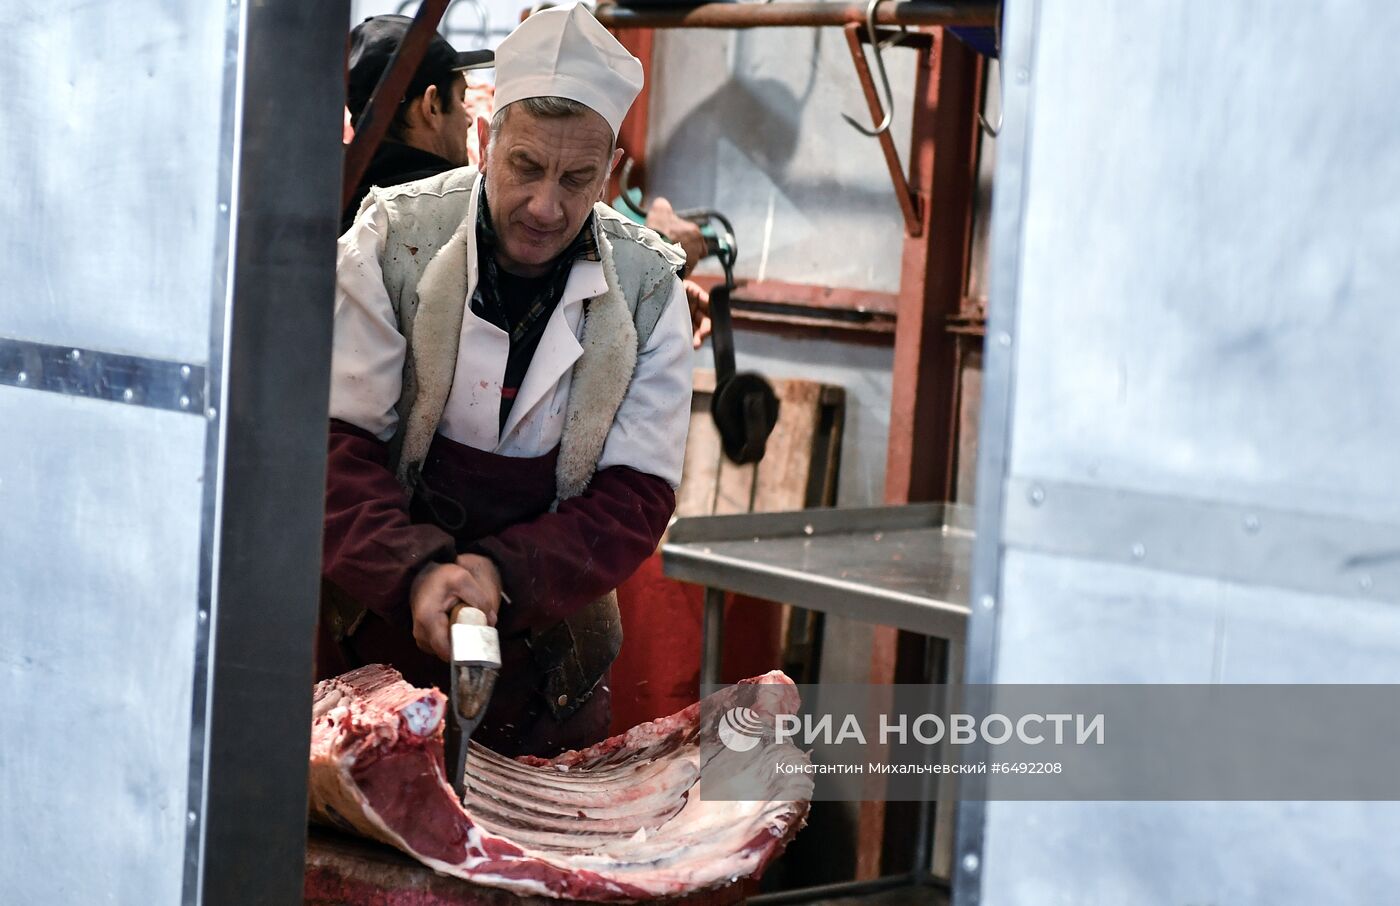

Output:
xmin=841 ymin=0 xmax=901 ymax=137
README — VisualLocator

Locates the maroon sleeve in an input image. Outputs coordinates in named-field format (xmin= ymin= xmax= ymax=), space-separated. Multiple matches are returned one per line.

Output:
xmin=323 ymin=419 xmax=457 ymax=627
xmin=466 ymin=465 xmax=676 ymax=633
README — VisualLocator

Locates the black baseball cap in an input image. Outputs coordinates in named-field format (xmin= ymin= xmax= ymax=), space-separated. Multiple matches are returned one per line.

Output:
xmin=347 ymin=15 xmax=494 ymax=118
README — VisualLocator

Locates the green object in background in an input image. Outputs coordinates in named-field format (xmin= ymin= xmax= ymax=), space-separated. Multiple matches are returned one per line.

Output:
xmin=612 ymin=188 xmax=648 ymax=225
xmin=611 ymin=180 xmax=738 ymax=284
xmin=613 ymin=189 xmax=733 ymax=265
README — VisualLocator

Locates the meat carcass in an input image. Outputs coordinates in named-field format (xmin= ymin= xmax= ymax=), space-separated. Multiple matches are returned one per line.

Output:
xmin=308 ymin=665 xmax=812 ymax=901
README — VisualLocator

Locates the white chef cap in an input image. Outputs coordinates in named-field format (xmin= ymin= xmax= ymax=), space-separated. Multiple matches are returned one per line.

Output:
xmin=492 ymin=4 xmax=644 ymax=138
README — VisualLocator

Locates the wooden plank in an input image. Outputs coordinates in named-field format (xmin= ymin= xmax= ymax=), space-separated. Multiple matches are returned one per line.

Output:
xmin=692 ymin=369 xmax=718 ymax=396
xmin=686 ymin=374 xmax=843 ymax=515
xmin=713 ymin=456 xmax=757 ymax=516
xmin=809 ymin=387 xmax=847 ymax=510
xmin=700 ymin=366 xmax=756 ymax=518
xmin=784 ymin=385 xmax=845 ymax=684
xmin=679 ymin=372 xmax=844 ymax=688
xmin=709 ymin=399 xmax=759 ymax=685
xmin=678 ymin=371 xmax=722 ymax=521
xmin=750 ymin=380 xmax=823 ymax=678
xmin=677 ymin=392 xmax=723 ymax=520
xmin=752 ymin=380 xmax=823 ymax=512
xmin=305 ymin=828 xmax=745 ymax=905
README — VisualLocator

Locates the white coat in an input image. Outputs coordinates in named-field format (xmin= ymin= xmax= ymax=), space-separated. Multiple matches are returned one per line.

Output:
xmin=328 ymin=175 xmax=692 ymax=490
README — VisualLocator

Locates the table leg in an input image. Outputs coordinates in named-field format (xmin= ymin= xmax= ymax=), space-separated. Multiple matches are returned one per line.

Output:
xmin=700 ymin=587 xmax=725 ymax=689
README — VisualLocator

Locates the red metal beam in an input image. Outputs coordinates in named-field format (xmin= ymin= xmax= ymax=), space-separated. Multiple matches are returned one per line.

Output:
xmin=859 ymin=27 xmax=981 ymax=880
xmin=684 ymin=277 xmax=898 ymax=337
xmin=688 ymin=276 xmax=900 ymax=317
xmin=341 ymin=0 xmax=450 ymax=212
xmin=594 ymin=1 xmax=997 ymax=30
xmin=882 ymin=28 xmax=979 ymax=508
xmin=610 ymin=26 xmax=655 ymax=203
xmin=721 ymin=310 xmax=895 ymax=338
xmin=842 ymin=24 xmax=922 ymax=236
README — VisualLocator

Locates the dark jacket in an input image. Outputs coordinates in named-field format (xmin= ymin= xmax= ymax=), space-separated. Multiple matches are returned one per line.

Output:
xmin=318 ymin=423 xmax=674 ymax=758
xmin=340 ymin=140 xmax=457 ymax=234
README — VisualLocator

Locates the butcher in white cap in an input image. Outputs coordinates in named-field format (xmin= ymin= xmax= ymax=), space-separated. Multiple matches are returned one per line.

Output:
xmin=321 ymin=4 xmax=693 ymax=758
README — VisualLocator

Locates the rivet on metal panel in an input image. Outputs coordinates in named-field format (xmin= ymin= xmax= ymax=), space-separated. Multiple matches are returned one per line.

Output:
xmin=206 ymin=407 xmax=218 ymax=420
xmin=1131 ymin=543 xmax=1146 ymax=560
xmin=804 ymin=524 xmax=815 ymax=536
xmin=979 ymin=594 xmax=995 ymax=610
xmin=179 ymin=395 xmax=191 ymax=409
xmin=1028 ymin=485 xmax=1045 ymax=506
xmin=1243 ymin=514 xmax=1261 ymax=534
xmin=69 ymin=349 xmax=81 ymax=362
xmin=187 ymin=811 xmax=198 ymax=827
xmin=962 ymin=853 xmax=980 ymax=873
xmin=1359 ymin=574 xmax=1374 ymax=591
xmin=180 ymin=365 xmax=191 ymax=379
xmin=997 ymin=332 xmax=1011 ymax=347
xmin=122 ymin=389 xmax=134 ymax=402
xmin=218 ymin=203 xmax=229 ymax=213
xmin=198 ymin=610 xmax=209 ymax=624
xmin=16 ymin=371 xmax=27 ymax=384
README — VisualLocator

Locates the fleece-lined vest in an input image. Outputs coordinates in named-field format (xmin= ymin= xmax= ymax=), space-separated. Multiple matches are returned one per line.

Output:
xmin=359 ymin=167 xmax=684 ymax=719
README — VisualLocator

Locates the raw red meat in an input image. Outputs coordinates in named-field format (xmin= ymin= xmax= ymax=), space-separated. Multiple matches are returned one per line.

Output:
xmin=308 ymin=665 xmax=811 ymax=901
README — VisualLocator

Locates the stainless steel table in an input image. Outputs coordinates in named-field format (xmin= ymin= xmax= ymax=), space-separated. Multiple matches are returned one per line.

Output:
xmin=661 ymin=503 xmax=975 ymax=901
xmin=663 ymin=503 xmax=974 ymax=687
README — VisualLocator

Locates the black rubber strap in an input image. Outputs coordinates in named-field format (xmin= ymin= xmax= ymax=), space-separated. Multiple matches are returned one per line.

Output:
xmin=709 ymin=283 xmax=737 ymax=385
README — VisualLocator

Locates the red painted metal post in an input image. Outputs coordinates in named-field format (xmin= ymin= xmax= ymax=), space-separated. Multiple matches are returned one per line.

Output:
xmin=608 ymin=27 xmax=655 ymax=203
xmin=881 ymin=28 xmax=978 ymax=508
xmin=842 ymin=24 xmax=923 ymax=236
xmin=594 ymin=2 xmax=997 ymax=31
xmin=858 ymin=27 xmax=981 ymax=880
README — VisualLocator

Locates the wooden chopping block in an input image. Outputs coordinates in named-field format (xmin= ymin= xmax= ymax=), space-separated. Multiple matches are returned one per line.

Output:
xmin=304 ymin=827 xmax=751 ymax=906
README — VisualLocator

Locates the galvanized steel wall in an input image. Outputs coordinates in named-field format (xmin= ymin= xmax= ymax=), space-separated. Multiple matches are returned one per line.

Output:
xmin=961 ymin=2 xmax=1400 ymax=903
xmin=0 ymin=0 xmax=346 ymax=902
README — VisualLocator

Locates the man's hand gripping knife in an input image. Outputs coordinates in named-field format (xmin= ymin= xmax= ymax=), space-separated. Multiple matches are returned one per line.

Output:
xmin=409 ymin=553 xmax=506 ymax=797
xmin=409 ymin=553 xmax=507 ymax=662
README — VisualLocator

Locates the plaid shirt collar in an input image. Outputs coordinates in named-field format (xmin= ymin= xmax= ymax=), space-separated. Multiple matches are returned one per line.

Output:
xmin=473 ymin=186 xmax=600 ymax=344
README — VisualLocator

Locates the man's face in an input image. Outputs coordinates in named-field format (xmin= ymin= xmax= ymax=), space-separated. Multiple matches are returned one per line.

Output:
xmin=478 ymin=105 xmax=619 ymax=277
xmin=434 ymin=74 xmax=473 ymax=167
